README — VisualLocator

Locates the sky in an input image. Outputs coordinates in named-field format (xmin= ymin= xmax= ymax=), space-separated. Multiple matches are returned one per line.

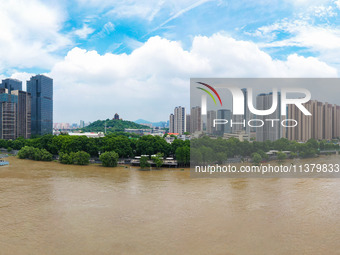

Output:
xmin=1 ymin=0 xmax=340 ymax=123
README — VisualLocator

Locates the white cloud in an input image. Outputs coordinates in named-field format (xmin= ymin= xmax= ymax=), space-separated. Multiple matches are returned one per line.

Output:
xmin=77 ymin=0 xmax=214 ymax=22
xmin=47 ymin=33 xmax=337 ymax=122
xmin=73 ymin=24 xmax=95 ymax=39
xmin=93 ymin=22 xmax=115 ymax=39
xmin=284 ymin=0 xmax=331 ymax=7
xmin=257 ymin=20 xmax=340 ymax=50
xmin=311 ymin=5 xmax=336 ymax=17
xmin=0 ymin=0 xmax=71 ymax=72
xmin=145 ymin=0 xmax=213 ymax=34
xmin=335 ymin=0 xmax=340 ymax=8
xmin=248 ymin=18 xmax=340 ymax=69
xmin=9 ymin=72 xmax=37 ymax=91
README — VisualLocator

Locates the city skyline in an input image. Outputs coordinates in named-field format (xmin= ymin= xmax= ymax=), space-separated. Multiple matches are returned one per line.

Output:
xmin=0 ymin=75 xmax=53 ymax=139
xmin=190 ymin=82 xmax=340 ymax=142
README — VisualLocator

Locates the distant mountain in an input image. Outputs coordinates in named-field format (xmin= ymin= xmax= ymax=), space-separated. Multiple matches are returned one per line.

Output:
xmin=80 ymin=119 xmax=150 ymax=133
xmin=134 ymin=119 xmax=167 ymax=128
xmin=135 ymin=119 xmax=152 ymax=124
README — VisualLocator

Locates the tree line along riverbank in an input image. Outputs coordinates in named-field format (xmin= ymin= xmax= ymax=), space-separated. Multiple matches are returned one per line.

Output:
xmin=1 ymin=133 xmax=339 ymax=167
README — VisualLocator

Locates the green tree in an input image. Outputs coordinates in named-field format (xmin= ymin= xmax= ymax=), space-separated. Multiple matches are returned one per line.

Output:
xmin=277 ymin=152 xmax=287 ymax=162
xmin=258 ymin=150 xmax=269 ymax=161
xmin=252 ymin=153 xmax=262 ymax=165
xmin=200 ymin=146 xmax=214 ymax=164
xmin=38 ymin=148 xmax=53 ymax=161
xmin=18 ymin=146 xmax=35 ymax=159
xmin=72 ymin=151 xmax=90 ymax=165
xmin=59 ymin=152 xmax=73 ymax=164
xmin=190 ymin=148 xmax=202 ymax=165
xmin=289 ymin=152 xmax=298 ymax=159
xmin=151 ymin=152 xmax=163 ymax=168
xmin=17 ymin=146 xmax=52 ymax=161
xmin=175 ymin=146 xmax=190 ymax=166
xmin=140 ymin=156 xmax=150 ymax=169
xmin=216 ymin=152 xmax=228 ymax=164
xmin=100 ymin=151 xmax=119 ymax=167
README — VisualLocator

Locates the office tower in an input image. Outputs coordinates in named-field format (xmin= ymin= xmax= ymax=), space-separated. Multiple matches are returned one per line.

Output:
xmin=27 ymin=75 xmax=53 ymax=136
xmin=190 ymin=106 xmax=201 ymax=133
xmin=174 ymin=106 xmax=186 ymax=134
xmin=232 ymin=115 xmax=244 ymax=134
xmin=80 ymin=120 xmax=85 ymax=128
xmin=1 ymin=78 xmax=22 ymax=93
xmin=114 ymin=113 xmax=119 ymax=120
xmin=232 ymin=88 xmax=250 ymax=134
xmin=0 ymin=93 xmax=17 ymax=140
xmin=186 ymin=114 xmax=191 ymax=133
xmin=206 ymin=110 xmax=217 ymax=134
xmin=11 ymin=90 xmax=31 ymax=139
xmin=256 ymin=92 xmax=282 ymax=142
xmin=216 ymin=109 xmax=231 ymax=135
xmin=169 ymin=114 xmax=174 ymax=133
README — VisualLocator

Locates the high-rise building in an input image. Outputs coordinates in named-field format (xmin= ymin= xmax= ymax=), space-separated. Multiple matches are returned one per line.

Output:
xmin=312 ymin=101 xmax=324 ymax=140
xmin=169 ymin=114 xmax=174 ymax=133
xmin=256 ymin=92 xmax=282 ymax=142
xmin=0 ymin=92 xmax=17 ymax=140
xmin=190 ymin=106 xmax=201 ymax=133
xmin=323 ymin=103 xmax=332 ymax=140
xmin=174 ymin=106 xmax=186 ymax=134
xmin=11 ymin=90 xmax=31 ymax=139
xmin=1 ymin=78 xmax=22 ymax=93
xmin=206 ymin=110 xmax=216 ymax=134
xmin=80 ymin=120 xmax=85 ymax=128
xmin=333 ymin=105 xmax=340 ymax=139
xmin=232 ymin=88 xmax=250 ymax=134
xmin=186 ymin=114 xmax=191 ymax=133
xmin=216 ymin=109 xmax=231 ymax=135
xmin=285 ymin=100 xmax=340 ymax=142
xmin=27 ymin=75 xmax=53 ymax=136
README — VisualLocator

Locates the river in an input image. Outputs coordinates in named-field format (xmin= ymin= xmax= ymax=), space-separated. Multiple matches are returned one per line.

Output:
xmin=1 ymin=156 xmax=340 ymax=254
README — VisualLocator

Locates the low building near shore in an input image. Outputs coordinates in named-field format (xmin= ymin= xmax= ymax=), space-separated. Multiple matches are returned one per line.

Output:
xmin=68 ymin=132 xmax=105 ymax=138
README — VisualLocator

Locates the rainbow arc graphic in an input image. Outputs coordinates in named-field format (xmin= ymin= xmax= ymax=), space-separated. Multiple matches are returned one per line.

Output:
xmin=196 ymin=82 xmax=222 ymax=106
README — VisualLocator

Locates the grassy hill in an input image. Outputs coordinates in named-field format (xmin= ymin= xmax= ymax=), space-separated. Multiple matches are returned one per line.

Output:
xmin=80 ymin=119 xmax=151 ymax=133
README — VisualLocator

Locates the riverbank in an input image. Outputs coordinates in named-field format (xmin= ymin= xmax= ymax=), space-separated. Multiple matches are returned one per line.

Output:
xmin=5 ymin=155 xmax=190 ymax=172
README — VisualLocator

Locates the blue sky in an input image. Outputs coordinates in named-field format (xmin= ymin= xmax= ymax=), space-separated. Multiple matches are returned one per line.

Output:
xmin=1 ymin=0 xmax=340 ymax=123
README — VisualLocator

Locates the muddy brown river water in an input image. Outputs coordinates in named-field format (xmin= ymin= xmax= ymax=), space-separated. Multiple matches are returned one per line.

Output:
xmin=1 ymin=156 xmax=340 ymax=254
